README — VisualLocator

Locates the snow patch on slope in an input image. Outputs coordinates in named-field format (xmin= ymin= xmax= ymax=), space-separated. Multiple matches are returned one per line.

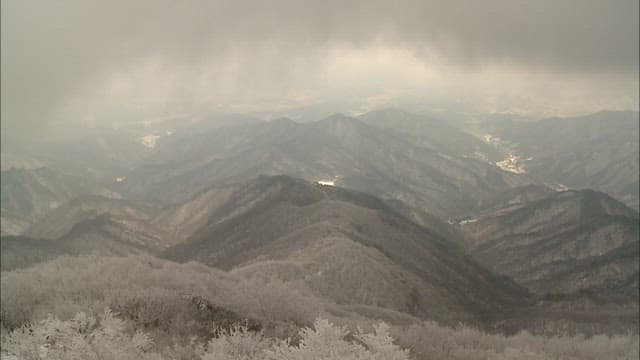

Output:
xmin=496 ymin=154 xmax=527 ymax=174
xmin=318 ymin=180 xmax=335 ymax=186
xmin=139 ymin=134 xmax=161 ymax=148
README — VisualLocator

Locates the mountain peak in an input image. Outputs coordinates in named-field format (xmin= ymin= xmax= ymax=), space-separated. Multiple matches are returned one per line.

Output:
xmin=247 ymin=175 xmax=390 ymax=211
xmin=318 ymin=113 xmax=361 ymax=124
xmin=266 ymin=117 xmax=296 ymax=126
xmin=162 ymin=174 xmax=529 ymax=322
xmin=360 ymin=107 xmax=413 ymax=119
xmin=552 ymin=189 xmax=638 ymax=219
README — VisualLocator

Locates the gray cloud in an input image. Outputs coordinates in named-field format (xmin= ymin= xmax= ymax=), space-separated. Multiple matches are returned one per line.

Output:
xmin=2 ymin=0 xmax=638 ymax=139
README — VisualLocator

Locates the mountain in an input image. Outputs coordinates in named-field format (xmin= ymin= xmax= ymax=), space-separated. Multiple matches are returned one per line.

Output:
xmin=53 ymin=214 xmax=169 ymax=256
xmin=358 ymin=108 xmax=503 ymax=161
xmin=12 ymin=127 xmax=152 ymax=181
xmin=161 ymin=175 xmax=529 ymax=324
xmin=0 ymin=167 xmax=121 ymax=236
xmin=0 ymin=236 xmax=68 ymax=271
xmin=1 ymin=212 xmax=169 ymax=271
xmin=151 ymin=182 xmax=244 ymax=242
xmin=124 ymin=113 xmax=530 ymax=219
xmin=458 ymin=189 xmax=639 ymax=299
xmin=487 ymin=111 xmax=639 ymax=210
xmin=1 ymin=195 xmax=171 ymax=270
xmin=24 ymin=195 xmax=160 ymax=240
xmin=458 ymin=184 xmax=556 ymax=219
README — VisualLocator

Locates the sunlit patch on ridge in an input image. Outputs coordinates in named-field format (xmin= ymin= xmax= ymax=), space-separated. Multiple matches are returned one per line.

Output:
xmin=317 ymin=180 xmax=335 ymax=186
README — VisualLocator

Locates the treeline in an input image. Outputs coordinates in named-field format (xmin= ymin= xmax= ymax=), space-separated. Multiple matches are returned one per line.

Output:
xmin=3 ymin=310 xmax=413 ymax=359
xmin=1 ymin=255 xmax=638 ymax=359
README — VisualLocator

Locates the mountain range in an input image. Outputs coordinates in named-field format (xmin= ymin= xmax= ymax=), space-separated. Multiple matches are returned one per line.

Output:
xmin=1 ymin=108 xmax=637 ymax=333
xmin=123 ymin=112 xmax=530 ymax=220
xmin=474 ymin=110 xmax=639 ymax=210
xmin=0 ymin=167 xmax=121 ymax=236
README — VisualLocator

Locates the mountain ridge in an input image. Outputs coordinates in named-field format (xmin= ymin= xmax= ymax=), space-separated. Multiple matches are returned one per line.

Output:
xmin=459 ymin=189 xmax=639 ymax=298
xmin=161 ymin=175 xmax=530 ymax=325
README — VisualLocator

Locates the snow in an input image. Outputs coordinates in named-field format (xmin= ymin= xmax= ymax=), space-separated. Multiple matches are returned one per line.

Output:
xmin=483 ymin=133 xmax=530 ymax=174
xmin=495 ymin=154 xmax=527 ymax=174
xmin=139 ymin=134 xmax=161 ymax=148
xmin=459 ymin=218 xmax=478 ymax=226
xmin=550 ymin=183 xmax=569 ymax=191
xmin=318 ymin=180 xmax=335 ymax=186
xmin=483 ymin=134 xmax=503 ymax=146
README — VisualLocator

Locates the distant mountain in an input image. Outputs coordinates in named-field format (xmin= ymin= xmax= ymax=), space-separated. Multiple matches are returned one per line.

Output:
xmin=19 ymin=127 xmax=151 ymax=181
xmin=489 ymin=111 xmax=639 ymax=210
xmin=161 ymin=175 xmax=529 ymax=324
xmin=151 ymin=182 xmax=243 ymax=242
xmin=1 ymin=213 xmax=169 ymax=271
xmin=25 ymin=195 xmax=160 ymax=240
xmin=125 ymin=113 xmax=530 ymax=219
xmin=54 ymin=214 xmax=169 ymax=256
xmin=155 ymin=114 xmax=261 ymax=144
xmin=358 ymin=108 xmax=502 ymax=161
xmin=0 ymin=152 xmax=46 ymax=171
xmin=458 ymin=189 xmax=639 ymax=299
xmin=0 ymin=167 xmax=121 ymax=236
xmin=0 ymin=236 xmax=68 ymax=271
xmin=461 ymin=184 xmax=556 ymax=219
xmin=0 ymin=211 xmax=31 ymax=238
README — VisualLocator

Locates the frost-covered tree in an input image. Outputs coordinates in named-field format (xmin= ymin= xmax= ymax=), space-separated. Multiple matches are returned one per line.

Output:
xmin=197 ymin=323 xmax=270 ymax=360
xmin=1 ymin=309 xmax=161 ymax=360
xmin=266 ymin=318 xmax=410 ymax=360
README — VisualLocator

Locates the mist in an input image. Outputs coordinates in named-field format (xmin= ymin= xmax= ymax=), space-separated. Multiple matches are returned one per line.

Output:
xmin=2 ymin=0 xmax=638 ymax=141
xmin=2 ymin=2 xmax=640 ymax=358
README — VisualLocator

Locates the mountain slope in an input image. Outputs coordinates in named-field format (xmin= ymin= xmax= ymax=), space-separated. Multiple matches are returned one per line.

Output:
xmin=161 ymin=175 xmax=529 ymax=324
xmin=25 ymin=195 xmax=159 ymax=240
xmin=358 ymin=108 xmax=502 ymax=161
xmin=1 ymin=212 xmax=170 ymax=271
xmin=491 ymin=111 xmax=639 ymax=210
xmin=0 ymin=236 xmax=68 ymax=271
xmin=30 ymin=127 xmax=152 ymax=180
xmin=459 ymin=189 xmax=639 ymax=298
xmin=54 ymin=215 xmax=169 ymax=256
xmin=125 ymin=114 xmax=529 ymax=218
xmin=0 ymin=167 xmax=121 ymax=236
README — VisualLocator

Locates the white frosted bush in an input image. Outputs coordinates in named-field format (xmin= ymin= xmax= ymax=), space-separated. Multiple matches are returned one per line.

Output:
xmin=1 ymin=308 xmax=161 ymax=360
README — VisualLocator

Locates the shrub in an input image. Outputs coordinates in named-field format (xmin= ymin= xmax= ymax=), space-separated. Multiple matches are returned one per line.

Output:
xmin=230 ymin=277 xmax=321 ymax=326
xmin=1 ymin=308 xmax=161 ymax=360
xmin=266 ymin=318 xmax=410 ymax=360
xmin=392 ymin=320 xmax=640 ymax=360
xmin=197 ymin=324 xmax=271 ymax=360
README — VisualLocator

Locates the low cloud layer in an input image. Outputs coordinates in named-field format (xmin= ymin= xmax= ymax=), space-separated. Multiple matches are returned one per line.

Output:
xmin=2 ymin=0 xmax=638 ymax=138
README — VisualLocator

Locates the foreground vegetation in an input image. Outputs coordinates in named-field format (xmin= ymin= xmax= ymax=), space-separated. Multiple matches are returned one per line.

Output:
xmin=1 ymin=255 xmax=638 ymax=359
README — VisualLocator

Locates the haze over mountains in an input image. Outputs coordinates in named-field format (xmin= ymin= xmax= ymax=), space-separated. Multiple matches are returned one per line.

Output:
xmin=2 ymin=1 xmax=638 ymax=357
xmin=470 ymin=110 xmax=640 ymax=211
xmin=1 ymin=108 xmax=638 ymax=343
xmin=123 ymin=111 xmax=531 ymax=220
xmin=0 ymin=167 xmax=122 ymax=235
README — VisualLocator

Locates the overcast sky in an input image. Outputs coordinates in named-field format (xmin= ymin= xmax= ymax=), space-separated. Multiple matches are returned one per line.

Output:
xmin=2 ymin=0 xmax=638 ymax=138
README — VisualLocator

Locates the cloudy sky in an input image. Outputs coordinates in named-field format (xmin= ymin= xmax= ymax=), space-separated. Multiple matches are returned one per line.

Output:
xmin=2 ymin=0 xmax=638 ymax=138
